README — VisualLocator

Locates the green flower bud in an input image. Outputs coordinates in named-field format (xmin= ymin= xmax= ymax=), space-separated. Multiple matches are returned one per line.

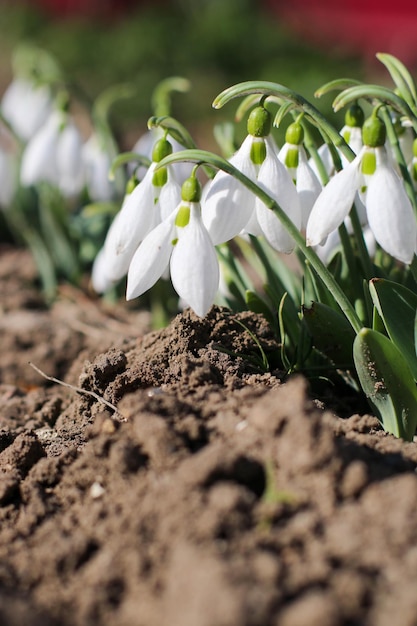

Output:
xmin=344 ymin=103 xmax=364 ymax=128
xmin=175 ymin=204 xmax=191 ymax=228
xmin=181 ymin=175 xmax=201 ymax=202
xmin=250 ymin=137 xmax=267 ymax=165
xmin=362 ymin=115 xmax=386 ymax=148
xmin=152 ymin=138 xmax=173 ymax=163
xmin=285 ymin=121 xmax=304 ymax=145
xmin=247 ymin=106 xmax=271 ymax=138
xmin=361 ymin=149 xmax=376 ymax=175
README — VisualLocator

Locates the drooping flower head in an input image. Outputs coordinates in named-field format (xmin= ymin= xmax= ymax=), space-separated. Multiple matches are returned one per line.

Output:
xmin=202 ymin=104 xmax=301 ymax=252
xmin=20 ymin=98 xmax=84 ymax=198
xmin=307 ymin=111 xmax=417 ymax=264
xmin=127 ymin=170 xmax=219 ymax=317
xmin=278 ymin=119 xmax=322 ymax=228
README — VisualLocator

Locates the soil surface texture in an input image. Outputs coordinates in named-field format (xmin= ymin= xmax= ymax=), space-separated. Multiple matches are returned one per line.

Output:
xmin=1 ymin=244 xmax=417 ymax=626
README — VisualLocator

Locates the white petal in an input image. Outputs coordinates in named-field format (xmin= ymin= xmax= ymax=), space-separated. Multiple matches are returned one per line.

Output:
xmin=171 ymin=204 xmax=219 ymax=317
xmin=104 ymin=165 xmax=157 ymax=281
xmin=306 ymin=151 xmax=363 ymax=246
xmin=20 ymin=112 xmax=61 ymax=186
xmin=296 ymin=150 xmax=322 ymax=229
xmin=126 ymin=214 xmax=176 ymax=300
xmin=2 ymin=79 xmax=52 ymax=140
xmin=57 ymin=120 xmax=84 ymax=197
xmin=91 ymin=248 xmax=117 ymax=293
xmin=82 ymin=135 xmax=116 ymax=202
xmin=158 ymin=169 xmax=182 ymax=221
xmin=255 ymin=145 xmax=301 ymax=253
xmin=309 ymin=143 xmax=334 ymax=179
xmin=202 ymin=134 xmax=257 ymax=245
xmin=366 ymin=153 xmax=416 ymax=264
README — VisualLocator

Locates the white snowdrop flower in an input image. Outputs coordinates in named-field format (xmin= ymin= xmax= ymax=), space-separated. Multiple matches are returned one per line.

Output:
xmin=56 ymin=119 xmax=84 ymax=197
xmin=99 ymin=138 xmax=181 ymax=284
xmin=127 ymin=175 xmax=219 ymax=317
xmin=82 ymin=133 xmax=117 ymax=202
xmin=306 ymin=149 xmax=363 ymax=248
xmin=1 ymin=78 xmax=52 ymax=141
xmin=366 ymin=148 xmax=416 ymax=263
xmin=309 ymin=103 xmax=365 ymax=179
xmin=20 ymin=109 xmax=85 ymax=198
xmin=255 ymin=138 xmax=302 ymax=253
xmin=202 ymin=133 xmax=258 ymax=245
xmin=307 ymin=113 xmax=417 ymax=264
xmin=20 ymin=110 xmax=62 ymax=187
xmin=278 ymin=121 xmax=321 ymax=229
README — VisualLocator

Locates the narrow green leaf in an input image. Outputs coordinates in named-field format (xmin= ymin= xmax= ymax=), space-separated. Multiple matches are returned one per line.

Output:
xmin=273 ymin=101 xmax=297 ymax=128
xmin=314 ymin=78 xmax=362 ymax=99
xmin=353 ymin=328 xmax=417 ymax=440
xmin=377 ymin=52 xmax=417 ymax=110
xmin=369 ymin=278 xmax=417 ymax=380
xmin=147 ymin=115 xmax=196 ymax=149
xmin=332 ymin=84 xmax=413 ymax=118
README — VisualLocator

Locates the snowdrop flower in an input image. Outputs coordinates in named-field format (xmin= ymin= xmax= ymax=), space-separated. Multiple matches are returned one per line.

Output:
xmin=309 ymin=103 xmax=364 ymax=179
xmin=203 ymin=105 xmax=301 ymax=251
xmin=82 ymin=133 xmax=118 ymax=202
xmin=127 ymin=173 xmax=219 ymax=317
xmin=93 ymin=137 xmax=181 ymax=286
xmin=202 ymin=131 xmax=258 ymax=245
xmin=20 ymin=108 xmax=84 ymax=198
xmin=20 ymin=110 xmax=62 ymax=187
xmin=307 ymin=114 xmax=417 ymax=264
xmin=1 ymin=78 xmax=53 ymax=141
xmin=254 ymin=138 xmax=302 ymax=253
xmin=278 ymin=120 xmax=322 ymax=228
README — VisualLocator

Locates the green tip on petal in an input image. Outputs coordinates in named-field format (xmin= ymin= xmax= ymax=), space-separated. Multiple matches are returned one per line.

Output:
xmin=152 ymin=138 xmax=173 ymax=163
xmin=175 ymin=204 xmax=191 ymax=228
xmin=362 ymin=114 xmax=386 ymax=147
xmin=285 ymin=146 xmax=299 ymax=169
xmin=413 ymin=138 xmax=417 ymax=158
xmin=344 ymin=103 xmax=364 ymax=128
xmin=247 ymin=106 xmax=271 ymax=138
xmin=250 ymin=138 xmax=267 ymax=165
xmin=285 ymin=121 xmax=304 ymax=145
xmin=361 ymin=149 xmax=377 ymax=175
xmin=181 ymin=176 xmax=201 ymax=202
xmin=152 ymin=166 xmax=168 ymax=187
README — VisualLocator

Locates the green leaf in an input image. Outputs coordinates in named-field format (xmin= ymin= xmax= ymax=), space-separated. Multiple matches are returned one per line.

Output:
xmin=302 ymin=301 xmax=355 ymax=368
xmin=353 ymin=328 xmax=417 ymax=440
xmin=314 ymin=78 xmax=362 ymax=99
xmin=332 ymin=84 xmax=412 ymax=118
xmin=369 ymin=278 xmax=417 ymax=380
xmin=147 ymin=115 xmax=196 ymax=149
xmin=376 ymin=52 xmax=417 ymax=111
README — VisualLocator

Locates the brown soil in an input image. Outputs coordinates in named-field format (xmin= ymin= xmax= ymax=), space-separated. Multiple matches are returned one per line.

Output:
xmin=1 ymin=243 xmax=417 ymax=626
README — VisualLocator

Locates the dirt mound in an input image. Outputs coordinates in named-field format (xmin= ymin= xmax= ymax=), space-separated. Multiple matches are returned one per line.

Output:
xmin=1 ymin=245 xmax=417 ymax=626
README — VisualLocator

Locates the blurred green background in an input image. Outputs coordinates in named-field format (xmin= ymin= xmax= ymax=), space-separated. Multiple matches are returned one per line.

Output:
xmin=0 ymin=0 xmax=364 ymax=148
